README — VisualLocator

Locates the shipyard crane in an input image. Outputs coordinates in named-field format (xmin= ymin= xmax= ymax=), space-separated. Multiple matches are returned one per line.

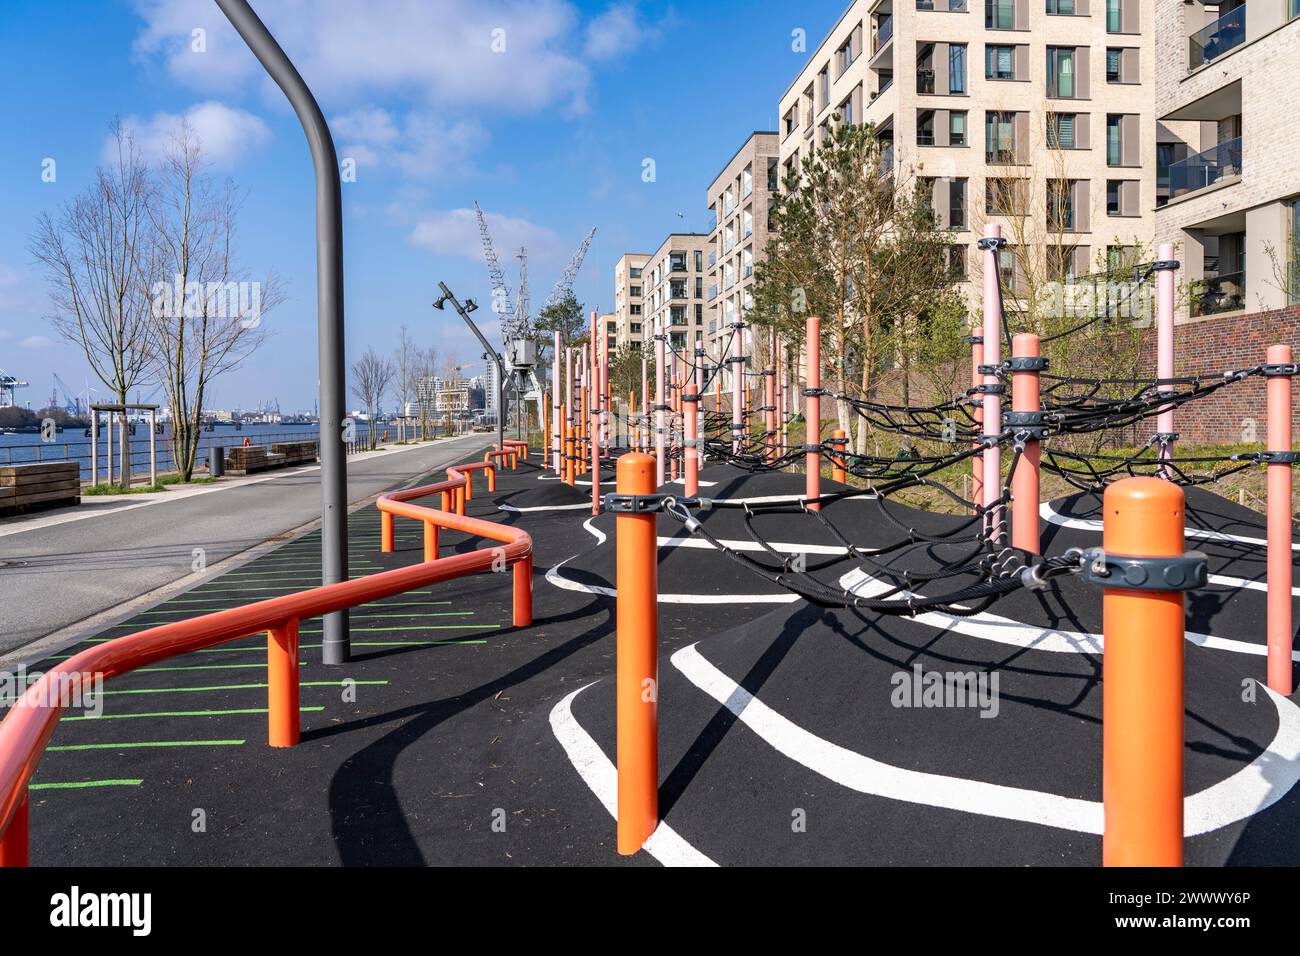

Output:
xmin=473 ymin=200 xmax=515 ymax=330
xmin=540 ymin=226 xmax=597 ymax=313
xmin=0 ymin=369 xmax=28 ymax=408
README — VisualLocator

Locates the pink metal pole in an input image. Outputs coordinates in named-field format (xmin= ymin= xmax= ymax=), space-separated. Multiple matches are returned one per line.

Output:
xmin=602 ymin=325 xmax=610 ymax=458
xmin=1267 ymin=344 xmax=1294 ymax=695
xmin=765 ymin=364 xmax=776 ymax=464
xmin=695 ymin=345 xmax=707 ymax=470
xmin=981 ymin=224 xmax=1003 ymax=539
xmin=655 ymin=315 xmax=666 ymax=485
xmin=591 ymin=316 xmax=601 ymax=514
xmin=806 ymin=314 xmax=822 ymax=512
xmin=670 ymin=349 xmax=680 ymax=481
xmin=970 ymin=321 xmax=984 ymax=511
xmin=731 ymin=321 xmax=744 ymax=456
xmin=685 ymin=376 xmax=699 ymax=496
xmin=553 ymin=331 xmax=562 ymax=473
xmin=1010 ymin=333 xmax=1041 ymax=554
xmin=1156 ymin=242 xmax=1177 ymax=478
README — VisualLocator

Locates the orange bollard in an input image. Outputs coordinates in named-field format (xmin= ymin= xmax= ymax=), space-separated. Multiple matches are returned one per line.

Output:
xmin=267 ymin=619 xmax=301 ymax=748
xmin=830 ymin=428 xmax=847 ymax=484
xmin=486 ymin=464 xmax=496 ymax=493
xmin=1266 ymin=344 xmax=1293 ymax=695
xmin=513 ymin=552 xmax=533 ymax=627
xmin=381 ymin=510 xmax=394 ymax=553
xmin=1010 ymin=333 xmax=1042 ymax=554
xmin=765 ymin=365 xmax=777 ymax=464
xmin=615 ymin=452 xmax=659 ymax=854
xmin=423 ymin=520 xmax=439 ymax=561
xmin=684 ymin=381 xmax=699 ymax=497
xmin=1101 ymin=477 xmax=1186 ymax=867
xmin=0 ymin=794 xmax=28 ymax=867
xmin=805 ymin=314 xmax=822 ymax=512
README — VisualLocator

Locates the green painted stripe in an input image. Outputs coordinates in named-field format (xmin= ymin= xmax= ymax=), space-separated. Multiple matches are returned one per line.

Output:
xmin=135 ymin=662 xmax=290 ymax=673
xmin=299 ymin=624 xmax=498 ymax=632
xmin=47 ymin=740 xmax=245 ymax=751
xmin=50 ymin=638 xmax=484 ymax=661
xmin=65 ymin=706 xmax=326 ymax=721
xmin=97 ymin=680 xmax=388 ymax=696
xmin=30 ymin=779 xmax=143 ymax=790
xmin=134 ymin=601 xmax=452 ymax=615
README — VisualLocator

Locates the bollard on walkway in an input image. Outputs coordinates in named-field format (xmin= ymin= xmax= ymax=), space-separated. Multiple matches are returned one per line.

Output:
xmin=1009 ymin=333 xmax=1043 ymax=554
xmin=1094 ymin=476 xmax=1205 ymax=867
xmin=1266 ymin=344 xmax=1294 ymax=695
xmin=805 ymin=314 xmax=822 ymax=512
xmin=613 ymin=452 xmax=659 ymax=854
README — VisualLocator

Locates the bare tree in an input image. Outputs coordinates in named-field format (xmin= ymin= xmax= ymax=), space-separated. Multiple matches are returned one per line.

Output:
xmin=414 ymin=345 xmax=438 ymax=439
xmin=30 ymin=120 xmax=154 ymax=485
xmin=392 ymin=325 xmax=419 ymax=443
xmin=352 ymin=348 xmax=394 ymax=449
xmin=145 ymin=120 xmax=280 ymax=479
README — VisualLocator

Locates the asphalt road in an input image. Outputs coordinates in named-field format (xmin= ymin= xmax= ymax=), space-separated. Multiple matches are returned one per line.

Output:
xmin=0 ymin=434 xmax=495 ymax=654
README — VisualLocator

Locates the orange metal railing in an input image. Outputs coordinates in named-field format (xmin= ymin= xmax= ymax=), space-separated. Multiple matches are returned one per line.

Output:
xmin=0 ymin=453 xmax=532 ymax=866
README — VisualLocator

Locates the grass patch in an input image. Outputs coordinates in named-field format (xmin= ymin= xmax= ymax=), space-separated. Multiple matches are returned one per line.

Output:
xmin=83 ymin=483 xmax=167 ymax=496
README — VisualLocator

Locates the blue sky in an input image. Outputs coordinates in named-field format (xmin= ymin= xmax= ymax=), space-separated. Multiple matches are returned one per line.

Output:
xmin=0 ymin=0 xmax=841 ymax=412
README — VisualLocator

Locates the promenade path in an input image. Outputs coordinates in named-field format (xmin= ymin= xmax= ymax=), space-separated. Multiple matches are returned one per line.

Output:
xmin=0 ymin=433 xmax=494 ymax=658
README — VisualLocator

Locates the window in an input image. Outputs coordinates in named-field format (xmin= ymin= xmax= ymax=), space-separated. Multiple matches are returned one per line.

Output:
xmin=1106 ymin=0 xmax=1122 ymax=32
xmin=1047 ymin=246 xmax=1079 ymax=283
xmin=784 ymin=107 xmax=797 ymax=136
xmin=985 ymin=111 xmax=1017 ymax=162
xmin=998 ymin=247 xmax=1017 ymax=290
xmin=630 ymin=267 xmax=642 ymax=278
xmin=839 ymin=94 xmax=855 ymax=125
xmin=768 ymin=157 xmax=779 ymax=192
xmin=670 ymin=253 xmax=687 ymax=271
xmin=986 ymin=44 xmax=1015 ymax=80
xmin=986 ymin=177 xmax=1022 ymax=215
xmin=607 ymin=321 xmax=616 ymax=333
xmin=630 ymin=285 xmax=641 ymax=297
xmin=695 ymin=304 xmax=703 ymax=323
xmin=950 ymin=111 xmax=968 ymax=145
xmin=630 ymin=323 xmax=641 ymax=334
xmin=949 ymin=43 xmax=967 ymax=93
xmin=670 ymin=306 xmax=685 ymax=325
xmin=630 ymin=304 xmax=642 ymax=316
xmin=1047 ymin=47 xmax=1075 ymax=98
xmin=950 ymin=178 xmax=968 ymax=228
xmin=695 ymin=277 xmax=703 ymax=298
xmin=694 ymin=250 xmax=703 ymax=272
xmin=1106 ymin=48 xmax=1121 ymax=82
xmin=986 ymin=0 xmax=1015 ymax=28
xmin=1047 ymin=113 xmax=1075 ymax=149
xmin=1047 ymin=0 xmax=1074 ymax=13
xmin=918 ymin=110 xmax=936 ymax=145
xmin=838 ymin=36 xmax=855 ymax=75
xmin=1106 ymin=114 xmax=1123 ymax=165
xmin=1047 ymin=179 xmax=1075 ymax=230
xmin=946 ymin=245 xmax=967 ymax=279
xmin=819 ymin=67 xmax=830 ymax=110
xmin=741 ymin=167 xmax=753 ymax=199
xmin=1107 ymin=179 xmax=1139 ymax=216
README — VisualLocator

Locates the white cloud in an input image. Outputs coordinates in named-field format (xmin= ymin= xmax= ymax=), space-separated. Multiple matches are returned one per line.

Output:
xmin=334 ymin=107 xmax=487 ymax=178
xmin=113 ymin=101 xmax=272 ymax=168
xmin=584 ymin=3 xmax=659 ymax=60
xmin=131 ymin=0 xmax=594 ymax=114
xmin=19 ymin=335 xmax=53 ymax=349
xmin=409 ymin=208 xmax=570 ymax=272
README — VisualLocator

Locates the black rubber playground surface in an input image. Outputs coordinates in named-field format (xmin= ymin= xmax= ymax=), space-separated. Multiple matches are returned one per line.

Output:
xmin=14 ymin=453 xmax=1300 ymax=866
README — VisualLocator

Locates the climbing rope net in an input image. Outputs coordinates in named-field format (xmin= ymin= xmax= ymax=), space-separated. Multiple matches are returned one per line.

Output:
xmin=559 ymin=251 xmax=1297 ymax=618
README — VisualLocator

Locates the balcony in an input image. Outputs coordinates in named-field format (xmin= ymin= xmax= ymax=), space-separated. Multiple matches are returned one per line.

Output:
xmin=1167 ymin=136 xmax=1242 ymax=199
xmin=1192 ymin=270 xmax=1245 ymax=316
xmin=708 ymin=252 xmax=717 ymax=267
xmin=873 ymin=15 xmax=894 ymax=52
xmin=1189 ymin=4 xmax=1246 ymax=71
xmin=708 ymin=285 xmax=718 ymax=301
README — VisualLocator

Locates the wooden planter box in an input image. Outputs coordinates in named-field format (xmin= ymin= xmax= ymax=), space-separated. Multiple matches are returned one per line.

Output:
xmin=0 ymin=462 xmax=81 ymax=514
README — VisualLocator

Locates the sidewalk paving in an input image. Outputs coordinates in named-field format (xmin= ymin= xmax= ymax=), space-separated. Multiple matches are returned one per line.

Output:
xmin=0 ymin=434 xmax=494 ymax=657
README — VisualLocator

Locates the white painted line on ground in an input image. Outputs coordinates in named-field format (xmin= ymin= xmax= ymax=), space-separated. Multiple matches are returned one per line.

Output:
xmin=672 ymin=643 xmax=1300 ymax=837
xmin=549 ymin=682 xmax=717 ymax=867
xmin=499 ymin=502 xmax=593 ymax=513
xmin=1040 ymin=500 xmax=1300 ymax=552
xmin=583 ymin=518 xmax=607 ymax=545
xmin=545 ymin=557 xmax=799 ymax=604
xmin=836 ymin=567 xmax=1300 ymax=661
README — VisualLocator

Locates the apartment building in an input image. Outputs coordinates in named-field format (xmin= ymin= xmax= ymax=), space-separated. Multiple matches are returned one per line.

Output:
xmin=641 ymin=233 xmax=714 ymax=352
xmin=1154 ymin=0 xmax=1300 ymax=322
xmin=612 ymin=252 xmax=650 ymax=350
xmin=776 ymin=0 xmax=1157 ymax=304
xmin=598 ymin=312 xmax=617 ymax=353
xmin=705 ymin=132 xmax=781 ymax=359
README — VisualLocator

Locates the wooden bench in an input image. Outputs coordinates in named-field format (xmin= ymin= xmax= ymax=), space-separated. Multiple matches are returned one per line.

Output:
xmin=223 ymin=446 xmax=272 ymax=476
xmin=0 ymin=462 xmax=81 ymax=514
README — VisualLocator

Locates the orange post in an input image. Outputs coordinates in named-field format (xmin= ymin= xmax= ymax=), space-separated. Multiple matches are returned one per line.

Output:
xmin=1102 ymin=477 xmax=1185 ymax=867
xmin=423 ymin=521 xmax=439 ymax=562
xmin=381 ymin=511 xmax=394 ymax=553
xmin=0 ymin=794 xmax=28 ymax=867
xmin=1010 ymin=333 xmax=1042 ymax=554
xmin=615 ymin=452 xmax=658 ymax=854
xmin=513 ymin=552 xmax=533 ymax=627
xmin=830 ymin=428 xmax=847 ymax=484
xmin=805 ymin=314 xmax=822 ymax=512
xmin=1266 ymin=344 xmax=1293 ymax=695
xmin=267 ymin=619 xmax=301 ymax=748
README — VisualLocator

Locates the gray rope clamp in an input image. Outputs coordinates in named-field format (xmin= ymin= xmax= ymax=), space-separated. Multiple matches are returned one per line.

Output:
xmin=1262 ymin=363 xmax=1299 ymax=377
xmin=1002 ymin=411 xmax=1052 ymax=442
xmin=1004 ymin=356 xmax=1048 ymax=373
xmin=602 ymin=493 xmax=710 ymax=515
xmin=1253 ymin=450 xmax=1300 ymax=464
xmin=1080 ymin=547 xmax=1208 ymax=591
xmin=977 ymin=236 xmax=1007 ymax=250
xmin=1150 ymin=259 xmax=1181 ymax=272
